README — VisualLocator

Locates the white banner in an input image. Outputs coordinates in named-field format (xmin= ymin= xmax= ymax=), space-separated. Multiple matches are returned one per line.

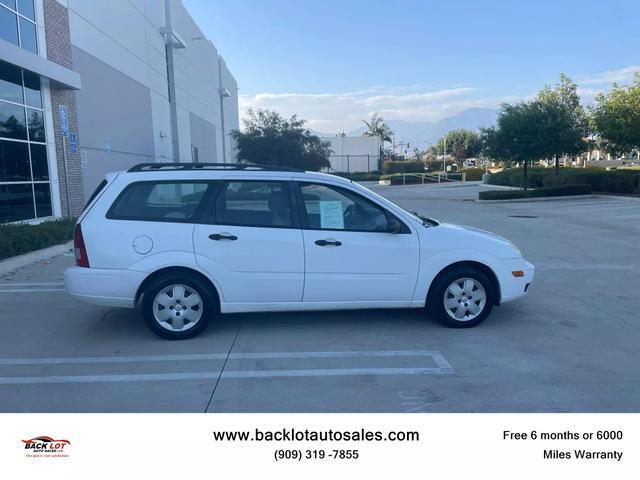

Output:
xmin=1 ymin=414 xmax=636 ymax=479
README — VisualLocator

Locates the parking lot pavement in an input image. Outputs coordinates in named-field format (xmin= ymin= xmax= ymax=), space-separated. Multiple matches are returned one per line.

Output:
xmin=0 ymin=183 xmax=638 ymax=412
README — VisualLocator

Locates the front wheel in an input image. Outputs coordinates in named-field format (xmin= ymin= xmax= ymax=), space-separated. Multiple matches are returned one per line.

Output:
xmin=430 ymin=267 xmax=495 ymax=328
xmin=141 ymin=273 xmax=214 ymax=340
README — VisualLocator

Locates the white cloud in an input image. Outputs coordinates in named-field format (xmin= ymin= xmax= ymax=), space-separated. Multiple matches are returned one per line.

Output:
xmin=576 ymin=66 xmax=640 ymax=86
xmin=238 ymin=86 xmax=508 ymax=133
xmin=237 ymin=65 xmax=639 ymax=133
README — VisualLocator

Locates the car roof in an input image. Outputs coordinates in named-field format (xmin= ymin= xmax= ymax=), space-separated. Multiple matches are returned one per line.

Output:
xmin=111 ymin=164 xmax=353 ymax=185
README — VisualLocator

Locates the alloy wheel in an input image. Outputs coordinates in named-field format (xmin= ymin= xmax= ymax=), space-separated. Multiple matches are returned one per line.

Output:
xmin=152 ymin=284 xmax=203 ymax=332
xmin=443 ymin=277 xmax=487 ymax=321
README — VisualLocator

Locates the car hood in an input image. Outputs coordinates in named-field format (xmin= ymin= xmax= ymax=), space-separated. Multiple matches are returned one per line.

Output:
xmin=429 ymin=222 xmax=522 ymax=258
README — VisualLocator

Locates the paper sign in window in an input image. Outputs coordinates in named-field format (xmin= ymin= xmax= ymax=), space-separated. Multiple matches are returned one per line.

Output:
xmin=319 ymin=201 xmax=344 ymax=229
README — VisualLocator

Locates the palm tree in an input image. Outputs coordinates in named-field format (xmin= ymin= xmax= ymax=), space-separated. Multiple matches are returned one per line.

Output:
xmin=363 ymin=113 xmax=393 ymax=169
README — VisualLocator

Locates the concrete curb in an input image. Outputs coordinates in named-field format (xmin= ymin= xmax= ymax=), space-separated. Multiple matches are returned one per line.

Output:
xmin=0 ymin=241 xmax=73 ymax=276
xmin=476 ymin=194 xmax=595 ymax=204
xmin=479 ymin=184 xmax=520 ymax=190
xmin=594 ymin=194 xmax=640 ymax=202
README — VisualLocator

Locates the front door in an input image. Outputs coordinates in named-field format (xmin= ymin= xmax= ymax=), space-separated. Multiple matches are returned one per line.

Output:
xmin=297 ymin=182 xmax=420 ymax=305
xmin=193 ymin=179 xmax=304 ymax=304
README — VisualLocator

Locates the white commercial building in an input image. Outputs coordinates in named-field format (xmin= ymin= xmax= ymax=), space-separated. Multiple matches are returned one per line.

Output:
xmin=321 ymin=136 xmax=380 ymax=173
xmin=0 ymin=0 xmax=239 ymax=223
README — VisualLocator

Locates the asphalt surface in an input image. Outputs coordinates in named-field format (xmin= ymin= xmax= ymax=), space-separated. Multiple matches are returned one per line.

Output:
xmin=0 ymin=182 xmax=638 ymax=412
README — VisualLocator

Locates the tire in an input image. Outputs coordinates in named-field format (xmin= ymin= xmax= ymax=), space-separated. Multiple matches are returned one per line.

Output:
xmin=429 ymin=266 xmax=495 ymax=328
xmin=141 ymin=273 xmax=215 ymax=340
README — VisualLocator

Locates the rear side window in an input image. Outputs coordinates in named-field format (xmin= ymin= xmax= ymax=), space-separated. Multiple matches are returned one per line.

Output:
xmin=213 ymin=181 xmax=293 ymax=228
xmin=107 ymin=181 xmax=209 ymax=222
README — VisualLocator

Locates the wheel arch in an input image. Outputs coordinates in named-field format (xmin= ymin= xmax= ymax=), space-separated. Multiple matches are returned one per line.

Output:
xmin=135 ymin=266 xmax=221 ymax=311
xmin=425 ymin=260 xmax=501 ymax=310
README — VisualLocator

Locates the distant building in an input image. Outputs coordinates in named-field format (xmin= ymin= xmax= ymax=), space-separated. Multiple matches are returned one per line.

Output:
xmin=0 ymin=0 xmax=239 ymax=223
xmin=321 ymin=136 xmax=380 ymax=173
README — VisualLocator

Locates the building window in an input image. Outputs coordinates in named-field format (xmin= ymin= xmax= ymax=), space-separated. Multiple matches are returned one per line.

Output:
xmin=0 ymin=60 xmax=49 ymax=223
xmin=191 ymin=145 xmax=199 ymax=163
xmin=0 ymin=0 xmax=37 ymax=54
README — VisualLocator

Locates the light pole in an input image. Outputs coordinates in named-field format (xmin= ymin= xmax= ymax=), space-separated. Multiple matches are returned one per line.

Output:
xmin=217 ymin=56 xmax=232 ymax=163
xmin=443 ymin=137 xmax=447 ymax=176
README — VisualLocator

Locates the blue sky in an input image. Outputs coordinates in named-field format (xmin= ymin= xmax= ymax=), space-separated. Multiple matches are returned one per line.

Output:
xmin=184 ymin=0 xmax=640 ymax=132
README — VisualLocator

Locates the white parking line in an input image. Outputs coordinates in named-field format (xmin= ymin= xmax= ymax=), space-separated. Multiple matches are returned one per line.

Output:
xmin=0 ymin=367 xmax=450 ymax=384
xmin=0 ymin=350 xmax=453 ymax=383
xmin=0 ymin=288 xmax=65 ymax=293
xmin=0 ymin=282 xmax=65 ymax=293
xmin=0 ymin=350 xmax=449 ymax=365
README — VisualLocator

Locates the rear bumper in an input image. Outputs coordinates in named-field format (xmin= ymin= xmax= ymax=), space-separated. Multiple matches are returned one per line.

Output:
xmin=64 ymin=266 xmax=145 ymax=308
xmin=491 ymin=258 xmax=535 ymax=304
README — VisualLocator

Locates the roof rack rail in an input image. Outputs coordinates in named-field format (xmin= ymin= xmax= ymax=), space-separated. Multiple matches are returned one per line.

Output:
xmin=127 ymin=162 xmax=305 ymax=173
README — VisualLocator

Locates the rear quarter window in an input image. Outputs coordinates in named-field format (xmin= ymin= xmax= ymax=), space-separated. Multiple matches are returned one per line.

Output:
xmin=107 ymin=181 xmax=210 ymax=222
xmin=83 ymin=179 xmax=108 ymax=211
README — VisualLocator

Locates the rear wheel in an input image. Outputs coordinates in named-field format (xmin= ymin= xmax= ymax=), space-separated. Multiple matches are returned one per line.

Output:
xmin=141 ymin=273 xmax=215 ymax=339
xmin=430 ymin=267 xmax=495 ymax=328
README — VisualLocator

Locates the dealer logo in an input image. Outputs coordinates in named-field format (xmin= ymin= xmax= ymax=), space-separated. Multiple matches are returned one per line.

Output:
xmin=22 ymin=436 xmax=71 ymax=457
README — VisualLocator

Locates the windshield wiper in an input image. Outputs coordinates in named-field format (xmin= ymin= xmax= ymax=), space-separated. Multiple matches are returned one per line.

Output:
xmin=410 ymin=211 xmax=438 ymax=227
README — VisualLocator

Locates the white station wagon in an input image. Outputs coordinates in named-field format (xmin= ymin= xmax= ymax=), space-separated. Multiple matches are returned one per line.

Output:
xmin=65 ymin=163 xmax=534 ymax=340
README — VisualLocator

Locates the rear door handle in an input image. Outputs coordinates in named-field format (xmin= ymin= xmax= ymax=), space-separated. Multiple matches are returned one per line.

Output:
xmin=209 ymin=233 xmax=238 ymax=241
xmin=315 ymin=239 xmax=342 ymax=247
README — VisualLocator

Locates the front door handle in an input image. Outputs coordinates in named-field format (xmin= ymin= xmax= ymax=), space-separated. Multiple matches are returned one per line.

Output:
xmin=209 ymin=233 xmax=238 ymax=241
xmin=315 ymin=239 xmax=342 ymax=247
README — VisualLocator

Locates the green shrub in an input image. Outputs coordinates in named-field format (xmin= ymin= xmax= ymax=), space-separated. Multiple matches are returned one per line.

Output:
xmin=489 ymin=167 xmax=640 ymax=193
xmin=0 ymin=218 xmax=75 ymax=261
xmin=382 ymin=160 xmax=426 ymax=174
xmin=479 ymin=184 xmax=592 ymax=200
xmin=460 ymin=168 xmax=485 ymax=181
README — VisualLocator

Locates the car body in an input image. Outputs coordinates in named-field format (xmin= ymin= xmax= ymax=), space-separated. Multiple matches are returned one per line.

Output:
xmin=65 ymin=163 xmax=534 ymax=339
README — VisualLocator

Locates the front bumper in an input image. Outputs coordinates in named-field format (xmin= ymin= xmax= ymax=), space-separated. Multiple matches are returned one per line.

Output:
xmin=490 ymin=258 xmax=535 ymax=304
xmin=64 ymin=266 xmax=146 ymax=308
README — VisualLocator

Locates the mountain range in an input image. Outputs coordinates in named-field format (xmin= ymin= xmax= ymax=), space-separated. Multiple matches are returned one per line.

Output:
xmin=313 ymin=107 xmax=500 ymax=150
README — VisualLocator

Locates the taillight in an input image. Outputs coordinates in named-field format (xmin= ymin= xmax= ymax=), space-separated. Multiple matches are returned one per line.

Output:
xmin=74 ymin=224 xmax=90 ymax=268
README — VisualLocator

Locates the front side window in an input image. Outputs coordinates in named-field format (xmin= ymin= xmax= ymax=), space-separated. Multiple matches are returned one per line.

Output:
xmin=300 ymin=183 xmax=390 ymax=232
xmin=214 ymin=181 xmax=293 ymax=228
xmin=108 ymin=181 xmax=209 ymax=222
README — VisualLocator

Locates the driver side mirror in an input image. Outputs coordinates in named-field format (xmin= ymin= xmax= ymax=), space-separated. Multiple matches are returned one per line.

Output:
xmin=386 ymin=218 xmax=402 ymax=234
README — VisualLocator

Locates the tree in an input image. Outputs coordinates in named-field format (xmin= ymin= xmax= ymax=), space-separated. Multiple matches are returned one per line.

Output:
xmin=230 ymin=109 xmax=331 ymax=171
xmin=591 ymin=72 xmax=640 ymax=157
xmin=434 ymin=129 xmax=482 ymax=163
xmin=362 ymin=113 xmax=393 ymax=168
xmin=481 ymin=101 xmax=553 ymax=190
xmin=536 ymin=74 xmax=589 ymax=174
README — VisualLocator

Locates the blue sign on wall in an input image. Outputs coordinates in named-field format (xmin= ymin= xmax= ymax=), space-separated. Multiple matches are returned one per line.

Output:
xmin=69 ymin=133 xmax=77 ymax=154
xmin=105 ymin=138 xmax=112 ymax=157
xmin=59 ymin=105 xmax=69 ymax=137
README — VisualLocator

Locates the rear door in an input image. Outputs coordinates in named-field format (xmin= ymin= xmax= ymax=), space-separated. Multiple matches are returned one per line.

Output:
xmin=296 ymin=181 xmax=420 ymax=305
xmin=85 ymin=179 xmax=210 ymax=269
xmin=193 ymin=179 xmax=304 ymax=304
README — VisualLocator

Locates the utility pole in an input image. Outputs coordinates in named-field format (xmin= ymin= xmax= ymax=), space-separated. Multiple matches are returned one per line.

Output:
xmin=443 ymin=137 xmax=447 ymax=176
xmin=217 ymin=56 xmax=231 ymax=163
